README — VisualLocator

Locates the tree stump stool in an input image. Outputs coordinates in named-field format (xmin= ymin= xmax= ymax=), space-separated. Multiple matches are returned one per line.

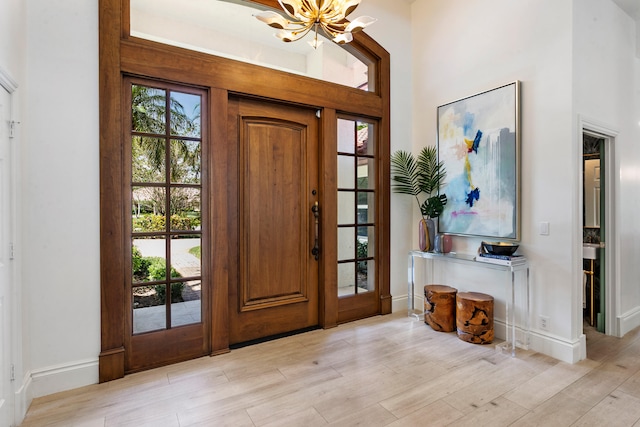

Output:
xmin=423 ymin=285 xmax=457 ymax=332
xmin=456 ymin=292 xmax=494 ymax=344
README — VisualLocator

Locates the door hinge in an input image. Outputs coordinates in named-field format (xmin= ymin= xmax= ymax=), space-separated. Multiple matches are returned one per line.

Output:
xmin=9 ymin=242 xmax=14 ymax=260
xmin=10 ymin=364 xmax=15 ymax=381
xmin=9 ymin=120 xmax=19 ymax=138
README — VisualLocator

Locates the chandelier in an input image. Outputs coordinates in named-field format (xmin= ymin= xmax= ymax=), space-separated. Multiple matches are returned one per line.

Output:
xmin=254 ymin=0 xmax=376 ymax=48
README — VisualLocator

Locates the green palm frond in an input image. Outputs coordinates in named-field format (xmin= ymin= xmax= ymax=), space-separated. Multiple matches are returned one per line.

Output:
xmin=391 ymin=146 xmax=448 ymax=219
xmin=417 ymin=146 xmax=447 ymax=195
xmin=390 ymin=150 xmax=422 ymax=196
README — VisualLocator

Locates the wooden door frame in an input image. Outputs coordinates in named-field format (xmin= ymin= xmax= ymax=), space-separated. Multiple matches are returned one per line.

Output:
xmin=99 ymin=0 xmax=391 ymax=382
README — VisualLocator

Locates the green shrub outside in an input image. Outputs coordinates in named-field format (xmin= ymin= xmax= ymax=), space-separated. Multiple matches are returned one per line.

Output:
xmin=132 ymin=247 xmax=184 ymax=303
xmin=155 ymin=283 xmax=184 ymax=303
xmin=148 ymin=257 xmax=183 ymax=303
xmin=356 ymin=240 xmax=368 ymax=259
xmin=146 ymin=256 xmax=178 ymax=280
xmin=357 ymin=240 xmax=368 ymax=273
xmin=132 ymin=246 xmax=151 ymax=282
xmin=132 ymin=214 xmax=201 ymax=233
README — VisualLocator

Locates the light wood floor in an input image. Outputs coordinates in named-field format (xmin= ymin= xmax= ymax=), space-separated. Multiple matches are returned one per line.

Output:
xmin=20 ymin=313 xmax=640 ymax=426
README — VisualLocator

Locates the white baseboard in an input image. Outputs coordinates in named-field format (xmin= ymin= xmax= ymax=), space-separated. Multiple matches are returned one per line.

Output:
xmin=13 ymin=371 xmax=33 ymax=426
xmin=394 ymin=294 xmax=586 ymax=364
xmin=29 ymin=358 xmax=99 ymax=399
xmin=392 ymin=294 xmax=412 ymax=314
xmin=618 ymin=307 xmax=640 ymax=337
xmin=521 ymin=330 xmax=585 ymax=364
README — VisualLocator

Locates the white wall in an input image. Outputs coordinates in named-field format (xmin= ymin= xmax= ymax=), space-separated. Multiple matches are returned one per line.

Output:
xmin=411 ymin=0 xmax=580 ymax=362
xmin=410 ymin=0 xmax=640 ymax=362
xmin=637 ymin=18 xmax=640 ymax=58
xmin=23 ymin=0 xmax=100 ymax=398
xmin=574 ymin=0 xmax=640 ymax=336
xmin=0 ymin=0 xmax=26 ymax=77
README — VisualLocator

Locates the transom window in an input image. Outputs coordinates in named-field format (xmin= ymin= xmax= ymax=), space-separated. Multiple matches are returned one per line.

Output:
xmin=129 ymin=0 xmax=375 ymax=91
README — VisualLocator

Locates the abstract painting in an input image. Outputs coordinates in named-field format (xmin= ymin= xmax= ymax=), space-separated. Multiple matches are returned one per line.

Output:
xmin=437 ymin=81 xmax=520 ymax=240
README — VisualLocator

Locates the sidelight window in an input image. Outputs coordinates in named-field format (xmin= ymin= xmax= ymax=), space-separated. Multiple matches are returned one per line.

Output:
xmin=337 ymin=117 xmax=376 ymax=297
xmin=128 ymin=81 xmax=205 ymax=334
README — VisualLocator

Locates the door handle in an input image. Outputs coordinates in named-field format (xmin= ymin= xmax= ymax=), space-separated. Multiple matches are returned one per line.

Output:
xmin=311 ymin=201 xmax=319 ymax=261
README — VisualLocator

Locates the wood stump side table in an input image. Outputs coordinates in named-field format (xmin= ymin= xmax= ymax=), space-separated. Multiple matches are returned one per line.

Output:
xmin=456 ymin=291 xmax=494 ymax=344
xmin=423 ymin=285 xmax=457 ymax=332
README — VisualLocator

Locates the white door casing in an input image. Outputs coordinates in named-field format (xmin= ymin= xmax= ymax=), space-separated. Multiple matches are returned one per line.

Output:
xmin=0 ymin=66 xmax=16 ymax=427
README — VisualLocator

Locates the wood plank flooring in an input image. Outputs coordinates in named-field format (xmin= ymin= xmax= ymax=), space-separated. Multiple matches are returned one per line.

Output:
xmin=20 ymin=313 xmax=640 ymax=426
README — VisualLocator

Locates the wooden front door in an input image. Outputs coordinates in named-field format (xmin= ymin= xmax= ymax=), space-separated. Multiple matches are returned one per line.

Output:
xmin=228 ymin=97 xmax=320 ymax=344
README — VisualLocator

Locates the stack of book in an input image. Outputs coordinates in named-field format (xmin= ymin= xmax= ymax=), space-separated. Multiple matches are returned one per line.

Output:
xmin=475 ymin=253 xmax=527 ymax=266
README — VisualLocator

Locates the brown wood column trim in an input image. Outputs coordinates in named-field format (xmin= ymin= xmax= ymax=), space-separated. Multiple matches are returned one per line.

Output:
xmin=320 ymin=108 xmax=338 ymax=329
xmin=99 ymin=0 xmax=125 ymax=383
xmin=378 ymin=44 xmax=392 ymax=316
xmin=119 ymin=40 xmax=383 ymax=119
xmin=99 ymin=347 xmax=125 ymax=383
xmin=210 ymin=88 xmax=231 ymax=356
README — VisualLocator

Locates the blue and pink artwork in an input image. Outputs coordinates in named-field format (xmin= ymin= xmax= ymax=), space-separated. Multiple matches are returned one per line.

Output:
xmin=437 ymin=82 xmax=520 ymax=239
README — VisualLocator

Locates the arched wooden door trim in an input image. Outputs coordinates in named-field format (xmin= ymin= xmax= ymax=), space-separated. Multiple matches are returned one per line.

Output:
xmin=99 ymin=0 xmax=390 ymax=382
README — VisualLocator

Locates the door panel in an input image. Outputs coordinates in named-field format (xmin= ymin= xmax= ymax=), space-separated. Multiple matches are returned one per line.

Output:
xmin=243 ymin=121 xmax=307 ymax=309
xmin=229 ymin=97 xmax=319 ymax=344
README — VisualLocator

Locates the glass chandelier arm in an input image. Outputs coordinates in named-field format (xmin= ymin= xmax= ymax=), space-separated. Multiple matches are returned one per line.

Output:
xmin=318 ymin=23 xmax=339 ymax=39
xmin=254 ymin=11 xmax=294 ymax=30
xmin=345 ymin=15 xmax=377 ymax=33
xmin=322 ymin=0 xmax=361 ymax=21
xmin=296 ymin=0 xmax=321 ymax=22
xmin=342 ymin=0 xmax=363 ymax=17
xmin=278 ymin=0 xmax=304 ymax=20
xmin=275 ymin=24 xmax=315 ymax=42
xmin=332 ymin=32 xmax=353 ymax=45
xmin=314 ymin=0 xmax=329 ymax=14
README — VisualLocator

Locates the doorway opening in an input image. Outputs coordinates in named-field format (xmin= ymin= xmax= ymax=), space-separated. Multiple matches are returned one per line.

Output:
xmin=580 ymin=121 xmax=617 ymax=343
xmin=582 ymin=133 xmax=603 ymax=331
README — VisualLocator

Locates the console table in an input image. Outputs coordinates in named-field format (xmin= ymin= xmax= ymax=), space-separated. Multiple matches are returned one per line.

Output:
xmin=408 ymin=250 xmax=530 ymax=356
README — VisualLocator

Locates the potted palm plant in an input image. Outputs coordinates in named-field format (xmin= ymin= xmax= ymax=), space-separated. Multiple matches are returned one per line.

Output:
xmin=391 ymin=146 xmax=447 ymax=251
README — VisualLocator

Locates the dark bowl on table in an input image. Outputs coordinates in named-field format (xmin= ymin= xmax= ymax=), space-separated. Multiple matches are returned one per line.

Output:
xmin=482 ymin=241 xmax=519 ymax=256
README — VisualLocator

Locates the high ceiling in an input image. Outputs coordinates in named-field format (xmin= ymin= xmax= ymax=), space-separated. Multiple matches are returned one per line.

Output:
xmin=612 ymin=0 xmax=640 ymax=20
xmin=400 ymin=0 xmax=640 ymax=20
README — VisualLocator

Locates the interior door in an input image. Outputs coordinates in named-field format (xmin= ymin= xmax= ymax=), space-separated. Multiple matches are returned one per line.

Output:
xmin=228 ymin=97 xmax=319 ymax=344
xmin=0 ymin=84 xmax=13 ymax=427
xmin=598 ymin=142 xmax=606 ymax=333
